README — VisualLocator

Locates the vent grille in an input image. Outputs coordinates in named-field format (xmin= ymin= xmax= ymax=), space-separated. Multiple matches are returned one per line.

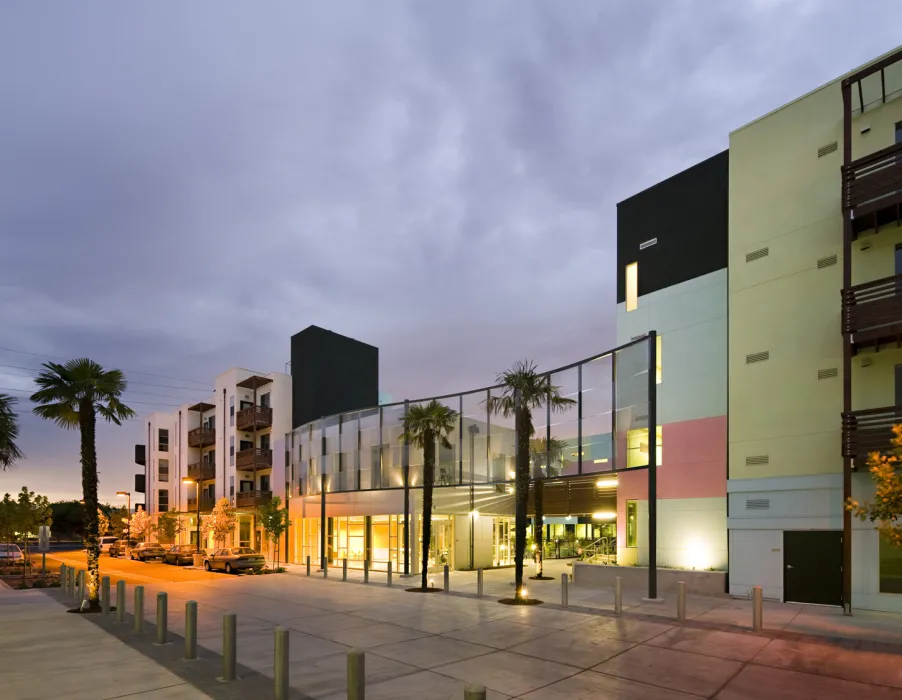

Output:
xmin=817 ymin=141 xmax=838 ymax=158
xmin=817 ymin=367 xmax=838 ymax=380
xmin=746 ymin=247 xmax=769 ymax=263
xmin=639 ymin=237 xmax=658 ymax=251
xmin=745 ymin=455 xmax=770 ymax=466
xmin=746 ymin=498 xmax=771 ymax=511
xmin=817 ymin=254 xmax=838 ymax=269
xmin=746 ymin=351 xmax=770 ymax=364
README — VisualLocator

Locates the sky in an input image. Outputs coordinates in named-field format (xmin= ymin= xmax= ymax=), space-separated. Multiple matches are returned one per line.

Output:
xmin=0 ymin=1 xmax=900 ymax=504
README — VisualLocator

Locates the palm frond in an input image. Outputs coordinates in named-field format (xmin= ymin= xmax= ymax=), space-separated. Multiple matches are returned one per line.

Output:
xmin=0 ymin=394 xmax=25 ymax=469
xmin=31 ymin=401 xmax=80 ymax=430
xmin=31 ymin=357 xmax=135 ymax=427
xmin=401 ymin=399 xmax=459 ymax=448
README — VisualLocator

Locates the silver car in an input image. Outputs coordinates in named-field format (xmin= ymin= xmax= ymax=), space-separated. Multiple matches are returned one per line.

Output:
xmin=203 ymin=547 xmax=265 ymax=574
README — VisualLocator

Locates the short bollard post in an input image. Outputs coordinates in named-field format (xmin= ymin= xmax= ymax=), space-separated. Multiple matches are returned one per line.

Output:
xmin=464 ymin=684 xmax=487 ymax=700
xmin=77 ymin=570 xmax=84 ymax=602
xmin=477 ymin=568 xmax=483 ymax=598
xmin=185 ymin=601 xmax=198 ymax=660
xmin=101 ymin=576 xmax=111 ymax=615
xmin=348 ymin=649 xmax=365 ymax=700
xmin=323 ymin=558 xmax=329 ymax=579
xmin=220 ymin=613 xmax=237 ymax=682
xmin=306 ymin=555 xmax=311 ymax=576
xmin=561 ymin=573 xmax=569 ymax=608
xmin=156 ymin=592 xmax=168 ymax=645
xmin=677 ymin=581 xmax=687 ymax=622
xmin=60 ymin=564 xmax=68 ymax=594
xmin=752 ymin=586 xmax=763 ymax=632
xmin=68 ymin=568 xmax=75 ymax=598
xmin=116 ymin=580 xmax=126 ymax=623
xmin=274 ymin=627 xmax=289 ymax=700
xmin=614 ymin=576 xmax=623 ymax=615
xmin=343 ymin=558 xmax=348 ymax=581
xmin=134 ymin=586 xmax=145 ymax=633
xmin=444 ymin=564 xmax=450 ymax=592
xmin=363 ymin=559 xmax=369 ymax=584
xmin=387 ymin=560 xmax=393 ymax=587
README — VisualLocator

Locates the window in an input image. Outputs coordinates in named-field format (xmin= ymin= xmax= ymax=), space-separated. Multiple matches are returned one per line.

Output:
xmin=260 ymin=434 xmax=271 ymax=451
xmin=230 ymin=436 xmax=235 ymax=466
xmin=230 ymin=476 xmax=235 ymax=497
xmin=260 ymin=392 xmax=271 ymax=409
xmin=158 ymin=459 xmax=169 ymax=483
xmin=625 ymin=262 xmax=638 ymax=312
xmin=230 ymin=395 xmax=235 ymax=426
xmin=240 ymin=440 xmax=253 ymax=452
xmin=205 ymin=416 xmax=215 ymax=430
xmin=158 ymin=428 xmax=169 ymax=452
xmin=626 ymin=501 xmax=638 ymax=548
xmin=158 ymin=489 xmax=169 ymax=513
xmin=880 ymin=536 xmax=902 ymax=594
xmin=626 ymin=426 xmax=663 ymax=468
xmin=208 ymin=449 xmax=215 ymax=466
xmin=260 ymin=474 xmax=271 ymax=492
xmin=656 ymin=334 xmax=662 ymax=384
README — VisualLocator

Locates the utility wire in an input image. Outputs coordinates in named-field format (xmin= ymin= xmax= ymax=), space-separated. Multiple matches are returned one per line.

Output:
xmin=0 ymin=364 xmax=211 ymax=393
xmin=0 ymin=371 xmax=204 ymax=403
xmin=0 ymin=386 xmax=184 ymax=408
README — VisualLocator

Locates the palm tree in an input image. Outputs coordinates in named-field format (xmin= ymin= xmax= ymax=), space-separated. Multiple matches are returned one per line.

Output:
xmin=529 ymin=436 xmax=568 ymax=579
xmin=401 ymin=399 xmax=458 ymax=590
xmin=487 ymin=361 xmax=575 ymax=601
xmin=0 ymin=393 xmax=25 ymax=470
xmin=30 ymin=359 xmax=135 ymax=611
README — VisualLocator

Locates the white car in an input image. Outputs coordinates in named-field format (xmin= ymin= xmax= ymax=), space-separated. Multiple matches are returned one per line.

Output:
xmin=99 ymin=537 xmax=119 ymax=554
xmin=0 ymin=543 xmax=24 ymax=562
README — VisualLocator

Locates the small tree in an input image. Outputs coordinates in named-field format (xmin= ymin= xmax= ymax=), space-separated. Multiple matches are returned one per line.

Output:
xmin=155 ymin=511 xmax=184 ymax=545
xmin=258 ymin=497 xmax=289 ymax=570
xmin=206 ymin=498 xmax=237 ymax=549
xmin=97 ymin=509 xmax=110 ymax=538
xmin=847 ymin=424 xmax=902 ymax=548
xmin=15 ymin=487 xmax=52 ymax=585
xmin=108 ymin=506 xmax=130 ymax=539
xmin=130 ymin=507 xmax=151 ymax=542
xmin=0 ymin=493 xmax=17 ymax=561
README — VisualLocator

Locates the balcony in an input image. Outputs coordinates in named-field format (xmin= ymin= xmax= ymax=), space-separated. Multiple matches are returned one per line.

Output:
xmin=187 ymin=462 xmax=216 ymax=481
xmin=186 ymin=497 xmax=215 ymax=513
xmin=188 ymin=427 xmax=216 ymax=448
xmin=842 ymin=142 xmax=902 ymax=238
xmin=236 ymin=405 xmax=273 ymax=432
xmin=841 ymin=274 xmax=902 ymax=351
xmin=236 ymin=490 xmax=272 ymax=509
xmin=842 ymin=406 xmax=902 ymax=461
xmin=236 ymin=448 xmax=273 ymax=470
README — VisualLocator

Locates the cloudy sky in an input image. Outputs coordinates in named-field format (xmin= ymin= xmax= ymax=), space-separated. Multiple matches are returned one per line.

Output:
xmin=0 ymin=1 xmax=899 ymax=503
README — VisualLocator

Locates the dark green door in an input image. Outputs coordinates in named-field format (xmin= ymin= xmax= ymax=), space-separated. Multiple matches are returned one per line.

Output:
xmin=784 ymin=531 xmax=843 ymax=606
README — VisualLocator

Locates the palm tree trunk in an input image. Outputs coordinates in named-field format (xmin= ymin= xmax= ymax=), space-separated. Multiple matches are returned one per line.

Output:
xmin=80 ymin=399 xmax=101 ymax=611
xmin=535 ymin=478 xmax=544 ymax=577
xmin=421 ymin=432 xmax=435 ymax=590
xmin=514 ymin=407 xmax=530 ymax=599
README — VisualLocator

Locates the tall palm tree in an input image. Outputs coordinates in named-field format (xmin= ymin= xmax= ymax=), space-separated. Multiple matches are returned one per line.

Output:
xmin=0 ymin=394 xmax=25 ymax=470
xmin=487 ymin=361 xmax=575 ymax=601
xmin=30 ymin=359 xmax=135 ymax=611
xmin=402 ymin=399 xmax=458 ymax=590
xmin=529 ymin=436 xmax=568 ymax=579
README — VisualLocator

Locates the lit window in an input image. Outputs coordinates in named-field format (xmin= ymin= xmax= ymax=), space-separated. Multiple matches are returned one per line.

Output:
xmin=625 ymin=262 xmax=638 ymax=312
xmin=626 ymin=500 xmax=638 ymax=547
xmin=656 ymin=334 xmax=662 ymax=384
xmin=626 ymin=426 xmax=663 ymax=468
xmin=880 ymin=537 xmax=902 ymax=594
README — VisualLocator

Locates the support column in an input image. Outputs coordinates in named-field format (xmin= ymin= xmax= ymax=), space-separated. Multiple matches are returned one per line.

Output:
xmin=403 ymin=400 xmax=410 ymax=577
xmin=841 ymin=79 xmax=854 ymax=617
xmin=646 ymin=331 xmax=660 ymax=601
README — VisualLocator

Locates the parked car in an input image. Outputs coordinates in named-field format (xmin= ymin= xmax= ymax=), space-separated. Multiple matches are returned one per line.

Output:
xmin=0 ymin=543 xmax=24 ymax=563
xmin=130 ymin=542 xmax=166 ymax=562
xmin=99 ymin=536 xmax=119 ymax=554
xmin=163 ymin=544 xmax=197 ymax=566
xmin=109 ymin=540 xmax=129 ymax=558
xmin=204 ymin=547 xmax=265 ymax=574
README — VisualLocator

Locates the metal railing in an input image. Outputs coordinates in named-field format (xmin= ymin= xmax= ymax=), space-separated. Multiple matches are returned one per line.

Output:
xmin=841 ymin=273 xmax=902 ymax=346
xmin=841 ymin=405 xmax=902 ymax=459
xmin=236 ymin=405 xmax=273 ymax=431
xmin=236 ymin=448 xmax=273 ymax=470
xmin=188 ymin=427 xmax=216 ymax=448
xmin=842 ymin=141 xmax=902 ymax=214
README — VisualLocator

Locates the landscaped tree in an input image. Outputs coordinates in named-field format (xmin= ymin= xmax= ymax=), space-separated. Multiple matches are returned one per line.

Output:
xmin=15 ymin=487 xmax=52 ymax=586
xmin=30 ymin=359 xmax=135 ymax=611
xmin=258 ymin=496 xmax=289 ymax=570
xmin=847 ymin=424 xmax=902 ymax=548
xmin=0 ymin=493 xmax=17 ymax=558
xmin=0 ymin=393 xmax=24 ymax=471
xmin=204 ymin=498 xmax=237 ymax=549
xmin=487 ymin=361 xmax=575 ymax=602
xmin=155 ymin=511 xmax=184 ymax=545
xmin=401 ymin=399 xmax=458 ymax=590
xmin=97 ymin=509 xmax=110 ymax=538
xmin=529 ymin=436 xmax=568 ymax=579
xmin=130 ymin=507 xmax=151 ymax=541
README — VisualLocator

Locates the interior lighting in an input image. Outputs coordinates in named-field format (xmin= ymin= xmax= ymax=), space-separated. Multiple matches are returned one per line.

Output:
xmin=592 ymin=511 xmax=617 ymax=521
xmin=595 ymin=477 xmax=618 ymax=488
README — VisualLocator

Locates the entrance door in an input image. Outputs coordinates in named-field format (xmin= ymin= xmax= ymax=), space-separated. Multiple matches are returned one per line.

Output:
xmin=783 ymin=531 xmax=843 ymax=606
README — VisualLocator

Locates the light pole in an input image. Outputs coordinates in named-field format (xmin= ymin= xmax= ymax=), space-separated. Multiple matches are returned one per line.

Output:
xmin=182 ymin=477 xmax=200 ymax=552
xmin=116 ymin=491 xmax=131 ymax=544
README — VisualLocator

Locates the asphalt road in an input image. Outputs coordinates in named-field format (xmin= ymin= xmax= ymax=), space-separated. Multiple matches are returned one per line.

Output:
xmin=39 ymin=550 xmax=230 ymax=585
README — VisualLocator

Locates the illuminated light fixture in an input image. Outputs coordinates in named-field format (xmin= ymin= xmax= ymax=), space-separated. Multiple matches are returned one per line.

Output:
xmin=595 ymin=477 xmax=618 ymax=488
xmin=565 ymin=515 xmax=572 ymax=521
xmin=429 ymin=578 xmax=435 ymax=588
xmin=181 ymin=477 xmax=195 ymax=484
xmin=469 ymin=509 xmax=480 ymax=519
xmin=592 ymin=511 xmax=617 ymax=521
xmin=531 ymin=544 xmax=537 ymax=551
xmin=508 ymin=470 xmax=516 ymax=479
xmin=519 ymin=587 xmax=528 ymax=599
xmin=593 ymin=458 xmax=609 ymax=464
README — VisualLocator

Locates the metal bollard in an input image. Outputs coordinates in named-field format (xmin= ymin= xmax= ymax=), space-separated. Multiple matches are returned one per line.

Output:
xmin=364 ymin=559 xmax=369 ymax=584
xmin=561 ymin=573 xmax=569 ymax=608
xmin=323 ymin=558 xmax=329 ymax=579
xmin=614 ymin=576 xmax=623 ymax=615
xmin=343 ymin=558 xmax=348 ymax=581
xmin=101 ymin=576 xmax=111 ymax=614
xmin=677 ymin=581 xmax=687 ymax=622
xmin=274 ymin=627 xmax=289 ymax=700
xmin=444 ymin=564 xmax=450 ymax=593
xmin=185 ymin=601 xmax=197 ymax=660
xmin=77 ymin=570 xmax=84 ymax=603
xmin=477 ymin=568 xmax=483 ymax=598
xmin=60 ymin=564 xmax=67 ymax=594
xmin=464 ymin=684 xmax=487 ymax=700
xmin=220 ymin=613 xmax=236 ymax=682
xmin=134 ymin=586 xmax=145 ymax=633
xmin=387 ymin=560 xmax=392 ymax=587
xmin=306 ymin=555 xmax=311 ymax=577
xmin=347 ymin=649 xmax=365 ymax=700
xmin=69 ymin=568 xmax=75 ymax=598
xmin=156 ymin=592 xmax=168 ymax=645
xmin=116 ymin=580 xmax=126 ymax=623
xmin=752 ymin=586 xmax=763 ymax=632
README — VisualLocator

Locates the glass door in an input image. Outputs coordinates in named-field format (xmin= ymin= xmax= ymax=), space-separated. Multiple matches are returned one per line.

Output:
xmin=493 ymin=517 xmax=514 ymax=566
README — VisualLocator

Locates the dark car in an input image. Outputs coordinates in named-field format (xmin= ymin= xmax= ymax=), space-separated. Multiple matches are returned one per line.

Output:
xmin=109 ymin=540 xmax=136 ymax=558
xmin=130 ymin=542 xmax=166 ymax=562
xmin=163 ymin=544 xmax=197 ymax=566
xmin=204 ymin=547 xmax=265 ymax=574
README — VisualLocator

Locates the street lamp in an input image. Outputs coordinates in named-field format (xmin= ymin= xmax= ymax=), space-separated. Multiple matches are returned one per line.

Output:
xmin=182 ymin=477 xmax=200 ymax=553
xmin=116 ymin=491 xmax=131 ymax=544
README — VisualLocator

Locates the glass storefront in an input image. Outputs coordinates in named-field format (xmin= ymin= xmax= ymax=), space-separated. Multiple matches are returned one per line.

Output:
xmin=494 ymin=517 xmax=514 ymax=566
xmin=419 ymin=515 xmax=453 ymax=572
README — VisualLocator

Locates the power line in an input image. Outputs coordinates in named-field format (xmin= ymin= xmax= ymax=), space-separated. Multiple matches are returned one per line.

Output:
xmin=0 ymin=371 xmax=203 ymax=403
xmin=0 ymin=346 xmax=212 ymax=387
xmin=0 ymin=386 xmax=184 ymax=408
xmin=0 ymin=364 xmax=211 ymax=393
